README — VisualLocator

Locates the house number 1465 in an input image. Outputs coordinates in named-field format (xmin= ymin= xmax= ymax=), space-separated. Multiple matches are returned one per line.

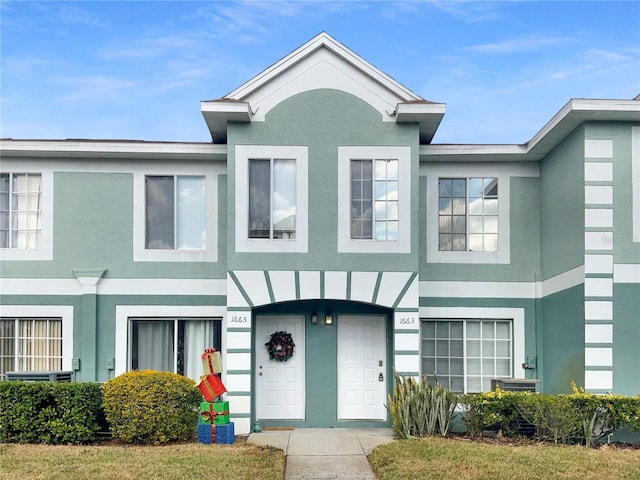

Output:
xmin=230 ymin=315 xmax=248 ymax=324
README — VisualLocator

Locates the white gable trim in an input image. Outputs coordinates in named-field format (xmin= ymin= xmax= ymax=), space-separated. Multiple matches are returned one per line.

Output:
xmin=227 ymin=32 xmax=422 ymax=103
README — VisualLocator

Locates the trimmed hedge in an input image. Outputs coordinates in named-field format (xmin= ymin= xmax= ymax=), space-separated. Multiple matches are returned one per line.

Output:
xmin=460 ymin=385 xmax=640 ymax=446
xmin=102 ymin=370 xmax=201 ymax=444
xmin=0 ymin=381 xmax=102 ymax=444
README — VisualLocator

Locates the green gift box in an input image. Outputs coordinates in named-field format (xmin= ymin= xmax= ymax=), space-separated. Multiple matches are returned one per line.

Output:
xmin=213 ymin=400 xmax=230 ymax=425
xmin=200 ymin=401 xmax=230 ymax=425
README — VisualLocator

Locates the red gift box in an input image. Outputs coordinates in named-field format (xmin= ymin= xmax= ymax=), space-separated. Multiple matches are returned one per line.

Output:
xmin=197 ymin=374 xmax=227 ymax=402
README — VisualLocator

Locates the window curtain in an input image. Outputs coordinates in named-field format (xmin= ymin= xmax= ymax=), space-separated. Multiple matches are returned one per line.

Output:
xmin=136 ymin=321 xmax=174 ymax=372
xmin=184 ymin=320 xmax=213 ymax=381
xmin=11 ymin=174 xmax=41 ymax=249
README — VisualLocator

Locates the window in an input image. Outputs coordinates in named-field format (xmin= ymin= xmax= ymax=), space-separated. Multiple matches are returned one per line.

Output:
xmin=351 ymin=159 xmax=398 ymax=240
xmin=129 ymin=318 xmax=221 ymax=381
xmin=421 ymin=319 xmax=512 ymax=393
xmin=0 ymin=173 xmax=42 ymax=250
xmin=438 ymin=177 xmax=498 ymax=252
xmin=0 ymin=317 xmax=62 ymax=381
xmin=145 ymin=175 xmax=205 ymax=250
xmin=338 ymin=146 xmax=410 ymax=253
xmin=248 ymin=158 xmax=296 ymax=239
xmin=235 ymin=145 xmax=308 ymax=253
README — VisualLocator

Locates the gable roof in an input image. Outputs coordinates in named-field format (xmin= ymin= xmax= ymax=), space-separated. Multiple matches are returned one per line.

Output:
xmin=201 ymin=32 xmax=445 ymax=143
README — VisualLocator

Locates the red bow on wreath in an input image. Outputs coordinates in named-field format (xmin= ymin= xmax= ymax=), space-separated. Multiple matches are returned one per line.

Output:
xmin=265 ymin=331 xmax=295 ymax=362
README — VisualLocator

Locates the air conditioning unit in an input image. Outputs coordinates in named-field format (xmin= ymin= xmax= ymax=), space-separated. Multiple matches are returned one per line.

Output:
xmin=6 ymin=371 xmax=73 ymax=382
xmin=491 ymin=378 xmax=540 ymax=392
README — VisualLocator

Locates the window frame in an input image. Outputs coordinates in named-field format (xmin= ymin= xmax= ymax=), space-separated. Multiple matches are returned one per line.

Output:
xmin=235 ymin=145 xmax=308 ymax=253
xmin=115 ymin=305 xmax=226 ymax=378
xmin=128 ymin=316 xmax=221 ymax=380
xmin=0 ymin=168 xmax=53 ymax=261
xmin=338 ymin=146 xmax=411 ymax=253
xmin=133 ymin=168 xmax=218 ymax=262
xmin=632 ymin=126 xmax=639 ymax=243
xmin=425 ymin=165 xmax=511 ymax=264
xmin=0 ymin=305 xmax=74 ymax=378
xmin=419 ymin=306 xmax=526 ymax=392
xmin=420 ymin=318 xmax=513 ymax=393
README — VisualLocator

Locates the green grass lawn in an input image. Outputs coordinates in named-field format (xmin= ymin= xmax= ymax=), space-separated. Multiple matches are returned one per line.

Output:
xmin=368 ymin=436 xmax=640 ymax=480
xmin=0 ymin=441 xmax=285 ymax=480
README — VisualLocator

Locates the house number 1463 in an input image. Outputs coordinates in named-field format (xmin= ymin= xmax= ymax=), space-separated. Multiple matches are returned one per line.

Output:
xmin=399 ymin=317 xmax=415 ymax=325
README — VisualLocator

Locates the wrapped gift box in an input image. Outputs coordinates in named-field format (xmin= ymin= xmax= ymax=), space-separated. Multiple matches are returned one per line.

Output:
xmin=213 ymin=400 xmax=230 ymax=425
xmin=215 ymin=422 xmax=234 ymax=445
xmin=199 ymin=401 xmax=230 ymax=425
xmin=201 ymin=348 xmax=222 ymax=375
xmin=197 ymin=423 xmax=212 ymax=445
xmin=197 ymin=374 xmax=227 ymax=402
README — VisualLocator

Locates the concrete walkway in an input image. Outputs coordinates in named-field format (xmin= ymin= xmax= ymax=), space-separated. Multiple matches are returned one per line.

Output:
xmin=247 ymin=428 xmax=395 ymax=480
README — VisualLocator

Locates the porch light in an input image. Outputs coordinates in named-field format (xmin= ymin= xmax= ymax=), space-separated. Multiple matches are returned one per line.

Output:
xmin=325 ymin=313 xmax=333 ymax=325
xmin=311 ymin=313 xmax=318 ymax=324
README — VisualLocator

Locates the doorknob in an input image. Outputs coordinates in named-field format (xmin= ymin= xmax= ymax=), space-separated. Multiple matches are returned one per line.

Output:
xmin=378 ymin=372 xmax=384 ymax=382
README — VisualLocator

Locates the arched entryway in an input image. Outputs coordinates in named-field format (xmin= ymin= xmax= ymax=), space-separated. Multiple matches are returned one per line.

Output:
xmin=253 ymin=299 xmax=393 ymax=428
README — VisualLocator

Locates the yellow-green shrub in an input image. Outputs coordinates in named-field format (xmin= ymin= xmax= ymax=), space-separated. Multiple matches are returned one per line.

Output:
xmin=103 ymin=370 xmax=201 ymax=444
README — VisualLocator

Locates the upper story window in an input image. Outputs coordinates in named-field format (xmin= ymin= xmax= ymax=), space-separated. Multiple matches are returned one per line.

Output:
xmin=351 ymin=159 xmax=399 ymax=241
xmin=235 ymin=145 xmax=308 ymax=253
xmin=338 ymin=146 xmax=410 ymax=253
xmin=249 ymin=158 xmax=296 ymax=239
xmin=133 ymin=168 xmax=218 ymax=263
xmin=0 ymin=173 xmax=42 ymax=250
xmin=438 ymin=177 xmax=498 ymax=252
xmin=145 ymin=175 xmax=205 ymax=250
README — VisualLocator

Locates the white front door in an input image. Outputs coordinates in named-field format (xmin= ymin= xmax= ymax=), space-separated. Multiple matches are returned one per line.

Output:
xmin=255 ymin=315 xmax=305 ymax=420
xmin=337 ymin=315 xmax=387 ymax=421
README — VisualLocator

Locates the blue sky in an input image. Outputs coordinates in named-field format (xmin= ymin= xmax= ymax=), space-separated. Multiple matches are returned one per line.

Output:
xmin=1 ymin=1 xmax=638 ymax=144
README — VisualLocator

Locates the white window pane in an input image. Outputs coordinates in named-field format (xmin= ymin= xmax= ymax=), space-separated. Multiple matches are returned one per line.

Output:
xmin=468 ymin=197 xmax=483 ymax=215
xmin=467 ymin=322 xmax=480 ymax=337
xmin=436 ymin=340 xmax=449 ymax=356
xmin=450 ymin=322 xmax=463 ymax=338
xmin=133 ymin=320 xmax=174 ymax=372
xmin=484 ymin=178 xmax=498 ymax=197
xmin=482 ymin=340 xmax=495 ymax=356
xmin=439 ymin=179 xmax=452 ymax=197
xmin=387 ymin=221 xmax=398 ymax=240
xmin=273 ymin=159 xmax=296 ymax=239
xmin=496 ymin=359 xmax=510 ymax=376
xmin=467 ymin=377 xmax=482 ymax=393
xmin=495 ymin=322 xmax=510 ymax=339
xmin=375 ymin=201 xmax=386 ymax=220
xmin=484 ymin=216 xmax=498 ymax=234
xmin=436 ymin=322 xmax=449 ymax=338
xmin=451 ymin=339 xmax=463 ymax=356
xmin=176 ymin=176 xmax=206 ymax=249
xmin=495 ymin=340 xmax=510 ymax=357
xmin=484 ymin=198 xmax=498 ymax=215
xmin=452 ymin=216 xmax=466 ymax=233
xmin=452 ymin=179 xmax=466 ymax=197
xmin=374 ymin=160 xmax=386 ymax=180
xmin=469 ymin=216 xmax=483 ymax=233
xmin=439 ymin=216 xmax=451 ymax=233
xmin=374 ymin=221 xmax=386 ymax=240
xmin=469 ymin=178 xmax=484 ymax=197
xmin=467 ymin=340 xmax=480 ymax=356
xmin=387 ymin=202 xmax=398 ymax=221
xmin=452 ymin=234 xmax=466 ymax=251
xmin=482 ymin=359 xmax=495 ymax=376
xmin=484 ymin=234 xmax=498 ymax=252
xmin=452 ymin=198 xmax=466 ymax=215
xmin=387 ymin=160 xmax=398 ymax=180
xmin=451 ymin=377 xmax=464 ymax=392
xmin=468 ymin=234 xmax=483 ymax=251
xmin=374 ymin=182 xmax=386 ymax=200
xmin=450 ymin=357 xmax=463 ymax=375
xmin=482 ymin=322 xmax=494 ymax=337
xmin=439 ymin=198 xmax=451 ymax=215
xmin=439 ymin=234 xmax=452 ymax=250
xmin=386 ymin=181 xmax=398 ymax=200
xmin=436 ymin=358 xmax=449 ymax=375
xmin=467 ymin=360 xmax=480 ymax=375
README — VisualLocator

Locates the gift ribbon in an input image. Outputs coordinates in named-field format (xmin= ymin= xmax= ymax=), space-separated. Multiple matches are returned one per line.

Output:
xmin=202 ymin=348 xmax=217 ymax=374
xmin=201 ymin=408 xmax=230 ymax=423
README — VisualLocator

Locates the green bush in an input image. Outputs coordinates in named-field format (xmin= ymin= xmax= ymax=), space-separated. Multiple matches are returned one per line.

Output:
xmin=102 ymin=370 xmax=201 ymax=444
xmin=0 ymin=381 xmax=102 ymax=444
xmin=386 ymin=373 xmax=457 ymax=439
xmin=460 ymin=385 xmax=640 ymax=447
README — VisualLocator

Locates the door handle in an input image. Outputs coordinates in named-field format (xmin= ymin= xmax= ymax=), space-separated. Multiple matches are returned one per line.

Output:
xmin=378 ymin=372 xmax=384 ymax=382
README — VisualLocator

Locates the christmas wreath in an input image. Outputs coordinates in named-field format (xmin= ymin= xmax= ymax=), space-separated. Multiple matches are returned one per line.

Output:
xmin=265 ymin=331 xmax=295 ymax=362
